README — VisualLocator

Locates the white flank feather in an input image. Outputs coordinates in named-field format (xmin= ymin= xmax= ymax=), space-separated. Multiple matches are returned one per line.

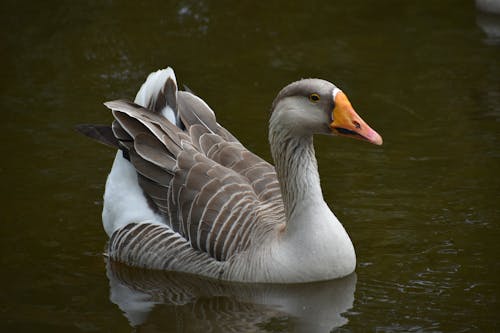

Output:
xmin=102 ymin=68 xmax=179 ymax=236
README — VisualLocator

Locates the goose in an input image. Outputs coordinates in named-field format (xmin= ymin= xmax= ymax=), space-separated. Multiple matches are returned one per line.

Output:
xmin=78 ymin=67 xmax=382 ymax=283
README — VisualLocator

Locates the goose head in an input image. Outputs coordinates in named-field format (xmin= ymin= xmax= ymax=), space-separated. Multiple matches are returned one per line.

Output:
xmin=270 ymin=79 xmax=382 ymax=145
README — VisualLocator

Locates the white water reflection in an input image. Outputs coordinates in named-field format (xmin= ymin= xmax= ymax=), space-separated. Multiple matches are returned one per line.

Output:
xmin=106 ymin=260 xmax=357 ymax=333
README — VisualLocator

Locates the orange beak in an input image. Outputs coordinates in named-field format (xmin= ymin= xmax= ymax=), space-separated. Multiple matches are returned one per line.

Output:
xmin=330 ymin=91 xmax=383 ymax=145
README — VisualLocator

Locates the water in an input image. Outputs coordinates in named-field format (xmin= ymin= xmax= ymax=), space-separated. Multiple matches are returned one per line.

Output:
xmin=1 ymin=0 xmax=499 ymax=332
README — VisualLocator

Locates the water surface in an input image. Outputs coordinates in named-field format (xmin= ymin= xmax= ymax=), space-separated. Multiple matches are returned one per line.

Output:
xmin=1 ymin=0 xmax=499 ymax=332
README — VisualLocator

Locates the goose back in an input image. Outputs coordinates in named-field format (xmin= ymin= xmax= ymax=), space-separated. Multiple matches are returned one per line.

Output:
xmin=90 ymin=70 xmax=285 ymax=267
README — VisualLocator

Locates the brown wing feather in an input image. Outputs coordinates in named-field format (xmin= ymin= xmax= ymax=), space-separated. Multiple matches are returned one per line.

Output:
xmin=75 ymin=124 xmax=119 ymax=148
xmin=134 ymin=133 xmax=176 ymax=171
xmin=170 ymin=150 xmax=261 ymax=260
xmin=175 ymin=94 xmax=282 ymax=203
xmin=112 ymin=120 xmax=132 ymax=141
xmin=147 ymin=76 xmax=177 ymax=115
xmin=101 ymin=91 xmax=284 ymax=262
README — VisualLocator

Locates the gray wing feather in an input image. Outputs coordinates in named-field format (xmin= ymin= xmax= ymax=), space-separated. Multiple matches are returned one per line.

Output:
xmin=100 ymin=88 xmax=284 ymax=263
xmin=134 ymin=133 xmax=176 ymax=171
xmin=129 ymin=151 xmax=172 ymax=185
xmin=148 ymin=77 xmax=177 ymax=113
xmin=75 ymin=124 xmax=119 ymax=148
xmin=177 ymin=91 xmax=218 ymax=132
xmin=112 ymin=120 xmax=132 ymax=141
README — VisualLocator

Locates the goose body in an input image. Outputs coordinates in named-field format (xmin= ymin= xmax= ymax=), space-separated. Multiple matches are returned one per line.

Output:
xmin=80 ymin=67 xmax=382 ymax=283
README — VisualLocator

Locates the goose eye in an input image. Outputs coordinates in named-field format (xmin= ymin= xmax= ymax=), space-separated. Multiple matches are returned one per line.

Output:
xmin=309 ymin=93 xmax=320 ymax=102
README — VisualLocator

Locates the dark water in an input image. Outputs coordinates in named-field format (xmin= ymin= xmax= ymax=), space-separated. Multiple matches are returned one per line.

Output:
xmin=1 ymin=0 xmax=499 ymax=332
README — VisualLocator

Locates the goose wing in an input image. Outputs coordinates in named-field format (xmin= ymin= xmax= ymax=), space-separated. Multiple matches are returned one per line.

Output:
xmin=176 ymin=91 xmax=282 ymax=202
xmin=104 ymin=97 xmax=283 ymax=261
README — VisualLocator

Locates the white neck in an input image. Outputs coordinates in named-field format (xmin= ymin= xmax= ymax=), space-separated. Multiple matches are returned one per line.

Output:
xmin=268 ymin=98 xmax=333 ymax=230
xmin=269 ymin=129 xmax=324 ymax=225
xmin=264 ymin=106 xmax=356 ymax=281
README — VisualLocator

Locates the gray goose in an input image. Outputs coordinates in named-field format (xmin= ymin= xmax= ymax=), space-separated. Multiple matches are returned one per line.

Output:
xmin=78 ymin=67 xmax=382 ymax=283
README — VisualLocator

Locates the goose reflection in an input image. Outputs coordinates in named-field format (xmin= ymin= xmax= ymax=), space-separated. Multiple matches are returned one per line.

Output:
xmin=105 ymin=260 xmax=357 ymax=332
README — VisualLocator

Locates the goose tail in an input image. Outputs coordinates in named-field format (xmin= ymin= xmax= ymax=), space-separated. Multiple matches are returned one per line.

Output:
xmin=134 ymin=67 xmax=180 ymax=127
xmin=101 ymin=68 xmax=180 ymax=236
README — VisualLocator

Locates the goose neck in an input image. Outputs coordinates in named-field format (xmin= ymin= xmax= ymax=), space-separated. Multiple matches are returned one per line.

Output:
xmin=269 ymin=128 xmax=324 ymax=221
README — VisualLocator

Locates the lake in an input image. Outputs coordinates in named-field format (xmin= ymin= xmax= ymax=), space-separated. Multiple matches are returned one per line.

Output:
xmin=1 ymin=0 xmax=498 ymax=332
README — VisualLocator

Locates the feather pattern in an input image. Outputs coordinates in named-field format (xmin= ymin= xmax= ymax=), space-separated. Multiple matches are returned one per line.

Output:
xmin=80 ymin=67 xmax=381 ymax=283
xmin=101 ymin=77 xmax=283 ymax=268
